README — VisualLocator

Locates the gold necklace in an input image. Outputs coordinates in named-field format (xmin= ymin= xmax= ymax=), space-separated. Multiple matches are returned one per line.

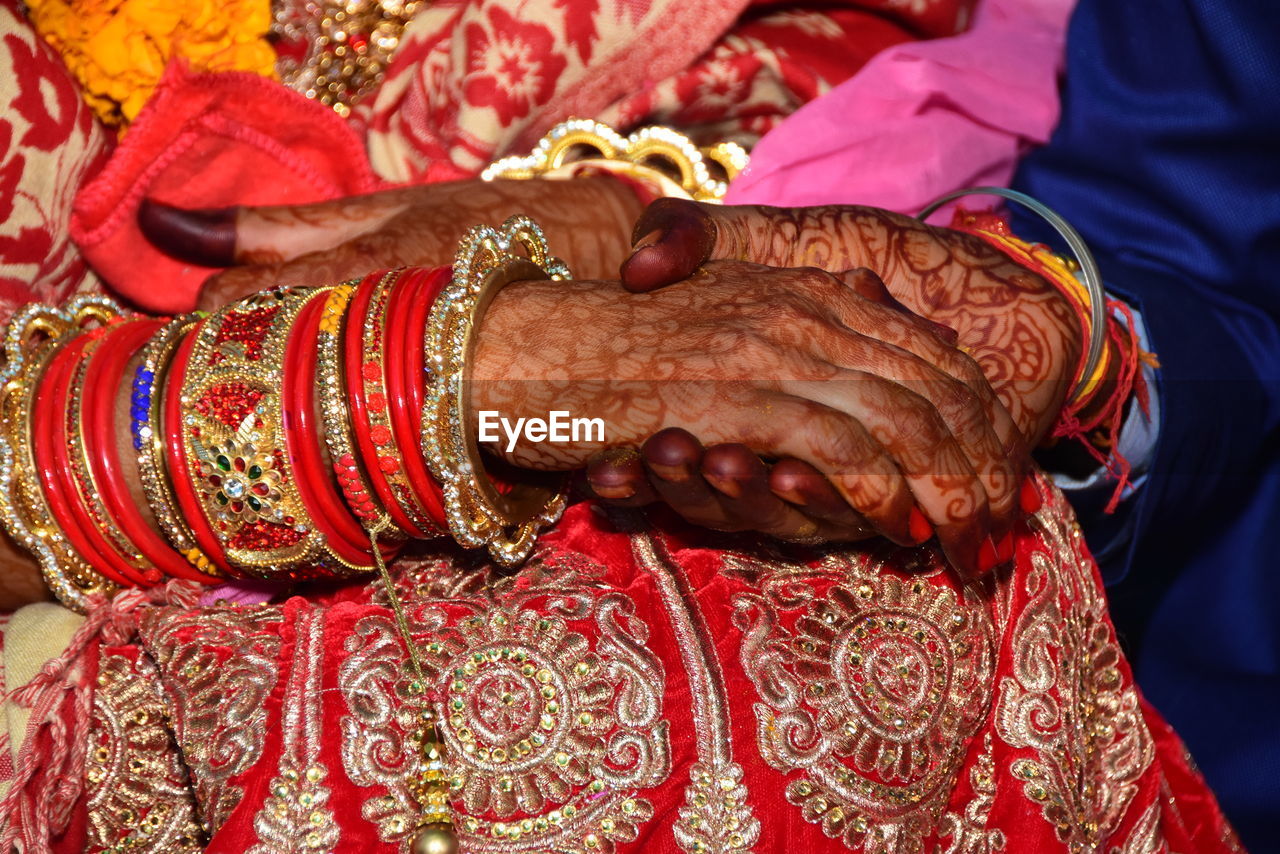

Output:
xmin=370 ymin=526 xmax=459 ymax=854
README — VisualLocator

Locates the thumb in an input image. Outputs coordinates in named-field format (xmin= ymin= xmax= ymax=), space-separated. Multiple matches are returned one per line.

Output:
xmin=139 ymin=190 xmax=411 ymax=268
xmin=619 ymin=197 xmax=717 ymax=292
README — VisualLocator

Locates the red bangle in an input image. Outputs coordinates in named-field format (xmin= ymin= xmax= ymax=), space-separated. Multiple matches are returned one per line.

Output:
xmin=163 ymin=322 xmax=236 ymax=576
xmin=34 ymin=330 xmax=141 ymax=587
xmin=84 ymin=318 xmax=217 ymax=584
xmin=282 ymin=291 xmax=381 ymax=567
xmin=386 ymin=267 xmax=449 ymax=532
xmin=345 ymin=271 xmax=436 ymax=538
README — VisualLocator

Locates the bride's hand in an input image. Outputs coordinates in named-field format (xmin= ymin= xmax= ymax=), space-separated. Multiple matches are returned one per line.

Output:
xmin=138 ymin=177 xmax=645 ymax=311
xmin=620 ymin=198 xmax=1081 ymax=444
xmin=474 ymin=261 xmax=1026 ymax=577
xmin=589 ymin=199 xmax=1073 ymax=556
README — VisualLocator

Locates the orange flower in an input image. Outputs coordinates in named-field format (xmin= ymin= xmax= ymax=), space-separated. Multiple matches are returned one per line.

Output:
xmin=26 ymin=0 xmax=277 ymax=128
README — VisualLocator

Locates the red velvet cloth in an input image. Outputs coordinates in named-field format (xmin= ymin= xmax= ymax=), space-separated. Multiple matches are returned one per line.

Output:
xmin=62 ymin=477 xmax=1243 ymax=852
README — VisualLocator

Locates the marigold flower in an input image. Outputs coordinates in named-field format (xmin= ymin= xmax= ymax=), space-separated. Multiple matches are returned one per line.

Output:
xmin=25 ymin=0 xmax=277 ymax=128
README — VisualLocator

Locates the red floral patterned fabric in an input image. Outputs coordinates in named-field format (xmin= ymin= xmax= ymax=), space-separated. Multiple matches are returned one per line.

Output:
xmin=0 ymin=0 xmax=109 ymax=324
xmin=362 ymin=0 xmax=966 ymax=181
xmin=58 ymin=478 xmax=1242 ymax=853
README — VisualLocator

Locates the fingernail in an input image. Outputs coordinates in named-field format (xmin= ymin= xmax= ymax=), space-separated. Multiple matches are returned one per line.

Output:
xmin=632 ymin=228 xmax=664 ymax=250
xmin=586 ymin=448 xmax=643 ymax=499
xmin=908 ymin=507 xmax=932 ymax=544
xmin=589 ymin=479 xmax=636 ymax=500
xmin=138 ymin=199 xmax=237 ymax=267
xmin=703 ymin=472 xmax=742 ymax=499
xmin=927 ymin=319 xmax=960 ymax=346
xmin=1019 ymin=478 xmax=1042 ymax=514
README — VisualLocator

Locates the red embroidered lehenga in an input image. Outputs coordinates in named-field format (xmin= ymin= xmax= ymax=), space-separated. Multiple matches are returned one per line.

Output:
xmin=0 ymin=0 xmax=1246 ymax=851
xmin=68 ymin=484 xmax=1238 ymax=853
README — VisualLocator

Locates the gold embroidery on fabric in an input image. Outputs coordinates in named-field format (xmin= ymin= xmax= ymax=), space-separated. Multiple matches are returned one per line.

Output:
xmin=87 ymin=651 xmax=204 ymax=853
xmin=1110 ymin=802 xmax=1160 ymax=854
xmin=138 ymin=606 xmax=284 ymax=832
xmin=632 ymin=533 xmax=761 ymax=854
xmin=939 ymin=733 xmax=1005 ymax=854
xmin=250 ymin=605 xmax=338 ymax=853
xmin=995 ymin=487 xmax=1155 ymax=849
xmin=339 ymin=552 xmax=671 ymax=852
xmin=729 ymin=546 xmax=996 ymax=853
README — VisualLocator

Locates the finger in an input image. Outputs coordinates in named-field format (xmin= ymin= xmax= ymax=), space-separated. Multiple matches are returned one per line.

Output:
xmin=584 ymin=448 xmax=660 ymax=506
xmin=778 ymin=374 xmax=991 ymax=577
xmin=728 ymin=394 xmax=918 ymax=547
xmin=621 ymin=199 xmax=876 ymax=293
xmin=768 ymin=458 xmax=873 ymax=537
xmin=698 ymin=443 xmax=834 ymax=541
xmin=139 ymin=191 xmax=414 ymax=267
xmin=817 ymin=284 xmax=1025 ymax=538
xmin=196 ymin=226 xmax=422 ymax=310
xmin=641 ymin=428 xmax=737 ymax=531
xmin=836 ymin=268 xmax=958 ymax=345
xmin=619 ymin=198 xmax=717 ymax=291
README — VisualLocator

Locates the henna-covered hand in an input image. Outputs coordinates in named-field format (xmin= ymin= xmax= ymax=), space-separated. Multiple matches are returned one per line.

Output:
xmin=621 ymin=198 xmax=1081 ymax=442
xmin=473 ymin=262 xmax=1026 ymax=577
xmin=139 ymin=177 xmax=645 ymax=311
xmin=590 ymin=198 xmax=1074 ymax=556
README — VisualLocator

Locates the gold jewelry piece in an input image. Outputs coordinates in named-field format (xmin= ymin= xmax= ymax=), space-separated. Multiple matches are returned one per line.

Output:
xmin=481 ymin=118 xmax=749 ymax=202
xmin=179 ymin=286 xmax=368 ymax=578
xmin=422 ymin=216 xmax=570 ymax=567
xmin=317 ymin=283 xmax=403 ymax=538
xmin=368 ymin=536 xmax=458 ymax=854
xmin=0 ymin=297 xmax=122 ymax=611
xmin=135 ymin=316 xmax=222 ymax=576
xmin=271 ymin=0 xmax=422 ymax=117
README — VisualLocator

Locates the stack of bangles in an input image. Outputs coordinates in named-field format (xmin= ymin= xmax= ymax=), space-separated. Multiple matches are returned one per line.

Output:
xmin=922 ymin=188 xmax=1155 ymax=510
xmin=0 ymin=216 xmax=571 ymax=614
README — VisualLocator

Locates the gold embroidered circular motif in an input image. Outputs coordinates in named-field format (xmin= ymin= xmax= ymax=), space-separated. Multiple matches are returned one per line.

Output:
xmin=341 ymin=559 xmax=671 ymax=852
xmin=732 ymin=550 xmax=996 ymax=851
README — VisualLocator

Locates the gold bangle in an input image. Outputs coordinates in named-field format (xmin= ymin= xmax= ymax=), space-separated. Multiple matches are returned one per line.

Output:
xmin=179 ymin=286 xmax=369 ymax=578
xmin=317 ymin=282 xmax=404 ymax=539
xmin=481 ymin=118 xmax=749 ymax=203
xmin=421 ymin=216 xmax=570 ymax=566
xmin=135 ymin=316 xmax=222 ymax=576
xmin=0 ymin=297 xmax=121 ymax=610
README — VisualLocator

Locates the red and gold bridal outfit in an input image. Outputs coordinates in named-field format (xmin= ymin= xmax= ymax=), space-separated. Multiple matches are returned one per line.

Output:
xmin=72 ymin=483 xmax=1239 ymax=854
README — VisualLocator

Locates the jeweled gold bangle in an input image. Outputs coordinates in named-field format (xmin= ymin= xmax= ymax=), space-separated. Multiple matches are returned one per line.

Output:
xmin=481 ymin=118 xmax=749 ymax=203
xmin=0 ymin=297 xmax=121 ymax=611
xmin=421 ymin=216 xmax=571 ymax=566
xmin=352 ymin=270 xmax=444 ymax=538
xmin=178 ymin=286 xmax=368 ymax=578
xmin=135 ymin=316 xmax=223 ymax=577
xmin=317 ymin=283 xmax=402 ymax=539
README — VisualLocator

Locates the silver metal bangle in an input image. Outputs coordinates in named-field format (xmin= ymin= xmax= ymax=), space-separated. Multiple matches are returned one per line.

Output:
xmin=918 ymin=186 xmax=1107 ymax=401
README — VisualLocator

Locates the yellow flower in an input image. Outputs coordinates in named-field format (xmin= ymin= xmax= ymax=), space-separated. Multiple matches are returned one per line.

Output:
xmin=26 ymin=0 xmax=277 ymax=129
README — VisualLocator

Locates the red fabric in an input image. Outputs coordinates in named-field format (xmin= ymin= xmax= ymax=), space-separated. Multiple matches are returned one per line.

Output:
xmin=70 ymin=64 xmax=382 ymax=314
xmin=53 ymin=477 xmax=1243 ymax=853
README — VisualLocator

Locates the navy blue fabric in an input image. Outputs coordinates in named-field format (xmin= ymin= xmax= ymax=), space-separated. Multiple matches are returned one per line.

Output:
xmin=1012 ymin=1 xmax=1280 ymax=848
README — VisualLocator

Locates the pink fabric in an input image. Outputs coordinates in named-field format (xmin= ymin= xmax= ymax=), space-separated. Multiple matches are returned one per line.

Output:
xmin=725 ymin=0 xmax=1074 ymax=216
